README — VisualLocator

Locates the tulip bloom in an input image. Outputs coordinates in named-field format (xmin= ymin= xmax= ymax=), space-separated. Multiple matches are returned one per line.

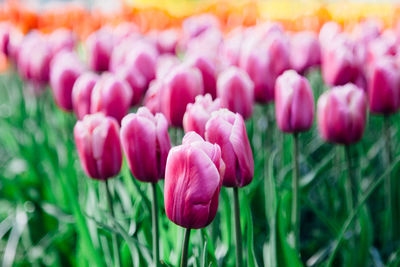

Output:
xmin=185 ymin=53 xmax=217 ymax=98
xmin=205 ymin=109 xmax=254 ymax=187
xmin=72 ymin=72 xmax=99 ymax=120
xmin=183 ymin=94 xmax=221 ymax=137
xmin=91 ymin=74 xmax=133 ymax=123
xmin=161 ymin=65 xmax=204 ymax=127
xmin=368 ymin=57 xmax=400 ymax=114
xmin=290 ymin=31 xmax=321 ymax=74
xmin=319 ymin=22 xmax=342 ymax=50
xmin=120 ymin=107 xmax=171 ymax=183
xmin=48 ymin=28 xmax=76 ymax=55
xmin=317 ymin=83 xmax=367 ymax=145
xmin=217 ymin=67 xmax=254 ymax=120
xmin=74 ymin=113 xmax=122 ymax=180
xmin=275 ymin=70 xmax=314 ymax=133
xmin=164 ymin=131 xmax=224 ymax=229
xmin=86 ymin=29 xmax=114 ymax=72
xmin=0 ymin=23 xmax=10 ymax=56
xmin=115 ymin=64 xmax=147 ymax=106
xmin=50 ymin=51 xmax=85 ymax=111
xmin=144 ymin=80 xmax=163 ymax=114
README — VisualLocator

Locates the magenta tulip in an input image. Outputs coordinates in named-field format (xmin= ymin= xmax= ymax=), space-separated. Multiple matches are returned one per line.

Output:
xmin=120 ymin=107 xmax=171 ymax=183
xmin=290 ymin=31 xmax=321 ymax=74
xmin=161 ymin=65 xmax=204 ymax=127
xmin=0 ymin=23 xmax=10 ymax=55
xmin=205 ymin=109 xmax=254 ymax=188
xmin=72 ymin=72 xmax=99 ymax=120
xmin=86 ymin=29 xmax=114 ymax=72
xmin=368 ymin=57 xmax=400 ymax=114
xmin=275 ymin=70 xmax=314 ymax=133
xmin=74 ymin=113 xmax=122 ymax=180
xmin=91 ymin=74 xmax=133 ymax=123
xmin=164 ymin=131 xmax=224 ymax=229
xmin=50 ymin=51 xmax=85 ymax=111
xmin=317 ymin=83 xmax=367 ymax=145
xmin=185 ymin=53 xmax=217 ymax=98
xmin=115 ymin=64 xmax=147 ymax=106
xmin=183 ymin=94 xmax=221 ymax=137
xmin=144 ymin=80 xmax=163 ymax=114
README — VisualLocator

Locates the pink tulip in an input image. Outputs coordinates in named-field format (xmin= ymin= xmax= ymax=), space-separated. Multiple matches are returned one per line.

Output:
xmin=50 ymin=51 xmax=85 ymax=111
xmin=120 ymin=107 xmax=171 ymax=183
xmin=205 ymin=109 xmax=254 ymax=187
xmin=217 ymin=66 xmax=254 ymax=119
xmin=7 ymin=27 xmax=23 ymax=63
xmin=275 ymin=70 xmax=315 ymax=133
xmin=182 ymin=14 xmax=220 ymax=40
xmin=184 ymin=28 xmax=223 ymax=62
xmin=74 ymin=113 xmax=122 ymax=180
xmin=317 ymin=83 xmax=367 ymax=145
xmin=156 ymin=54 xmax=180 ymax=79
xmin=319 ymin=22 xmax=342 ymax=50
xmin=91 ymin=74 xmax=133 ymax=123
xmin=47 ymin=28 xmax=76 ymax=55
xmin=219 ymin=27 xmax=245 ymax=67
xmin=115 ymin=64 xmax=147 ymax=106
xmin=72 ymin=72 xmax=99 ymax=120
xmin=368 ymin=57 xmax=400 ymax=114
xmin=0 ymin=23 xmax=10 ymax=56
xmin=144 ymin=80 xmax=163 ymax=114
xmin=161 ymin=65 xmax=204 ymax=127
xmin=109 ymin=36 xmax=139 ymax=73
xmin=183 ymin=94 xmax=221 ymax=137
xmin=164 ymin=131 xmax=224 ymax=228
xmin=185 ymin=53 xmax=217 ymax=98
xmin=29 ymin=40 xmax=52 ymax=85
xmin=86 ymin=29 xmax=114 ymax=72
xmin=154 ymin=29 xmax=179 ymax=54
xmin=290 ymin=31 xmax=321 ymax=74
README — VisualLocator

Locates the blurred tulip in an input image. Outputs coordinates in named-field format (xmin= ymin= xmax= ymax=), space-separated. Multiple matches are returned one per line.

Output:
xmin=205 ymin=109 xmax=253 ymax=187
xmin=317 ymin=83 xmax=367 ymax=144
xmin=182 ymin=14 xmax=220 ymax=40
xmin=275 ymin=70 xmax=314 ymax=133
xmin=161 ymin=65 xmax=204 ymax=127
xmin=184 ymin=28 xmax=223 ymax=62
xmin=72 ymin=72 xmax=99 ymax=120
xmin=290 ymin=31 xmax=321 ymax=74
xmin=144 ymin=80 xmax=162 ymax=114
xmin=183 ymin=94 xmax=221 ymax=137
xmin=8 ymin=28 xmax=23 ymax=63
xmin=74 ymin=113 xmax=122 ymax=180
xmin=0 ymin=23 xmax=10 ymax=56
xmin=185 ymin=53 xmax=217 ymax=98
xmin=48 ymin=28 xmax=76 ymax=55
xmin=154 ymin=29 xmax=179 ymax=54
xmin=368 ymin=57 xmax=400 ymax=114
xmin=217 ymin=67 xmax=254 ymax=119
xmin=120 ymin=107 xmax=171 ymax=183
xmin=50 ymin=51 xmax=85 ymax=111
xmin=86 ymin=29 xmax=114 ymax=72
xmin=115 ymin=64 xmax=146 ymax=106
xmin=319 ymin=22 xmax=342 ymax=50
xmin=156 ymin=54 xmax=180 ymax=79
xmin=109 ymin=36 xmax=140 ymax=73
xmin=91 ymin=74 xmax=133 ymax=123
xmin=164 ymin=131 xmax=224 ymax=229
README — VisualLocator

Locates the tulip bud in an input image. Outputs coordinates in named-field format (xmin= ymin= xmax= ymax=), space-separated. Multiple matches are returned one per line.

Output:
xmin=275 ymin=70 xmax=315 ymax=133
xmin=74 ymin=113 xmax=122 ymax=180
xmin=161 ymin=65 xmax=204 ymax=127
xmin=91 ymin=74 xmax=133 ymax=123
xmin=164 ymin=131 xmax=224 ymax=229
xmin=183 ymin=94 xmax=221 ymax=137
xmin=317 ymin=83 xmax=367 ymax=145
xmin=185 ymin=53 xmax=217 ymax=98
xmin=217 ymin=67 xmax=254 ymax=119
xmin=72 ymin=72 xmax=99 ymax=120
xmin=368 ymin=57 xmax=400 ymax=114
xmin=290 ymin=31 xmax=321 ymax=74
xmin=86 ymin=29 xmax=114 ymax=72
xmin=205 ymin=109 xmax=254 ymax=187
xmin=120 ymin=107 xmax=171 ymax=183
xmin=50 ymin=51 xmax=85 ymax=111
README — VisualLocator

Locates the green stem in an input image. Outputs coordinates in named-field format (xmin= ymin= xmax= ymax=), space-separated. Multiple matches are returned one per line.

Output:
xmin=151 ymin=183 xmax=160 ymax=267
xmin=344 ymin=145 xmax=355 ymax=214
xmin=233 ymin=187 xmax=243 ymax=267
xmin=180 ymin=228 xmax=191 ymax=267
xmin=291 ymin=133 xmax=300 ymax=252
xmin=105 ymin=180 xmax=120 ymax=267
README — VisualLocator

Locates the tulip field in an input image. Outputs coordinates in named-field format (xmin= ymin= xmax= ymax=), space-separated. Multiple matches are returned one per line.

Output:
xmin=1 ymin=1 xmax=400 ymax=267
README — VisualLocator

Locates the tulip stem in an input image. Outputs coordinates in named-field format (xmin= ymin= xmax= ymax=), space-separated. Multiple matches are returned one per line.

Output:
xmin=233 ymin=187 xmax=243 ymax=267
xmin=180 ymin=228 xmax=191 ymax=267
xmin=151 ymin=183 xmax=160 ymax=267
xmin=105 ymin=180 xmax=120 ymax=267
xmin=344 ymin=145 xmax=355 ymax=214
xmin=291 ymin=133 xmax=300 ymax=252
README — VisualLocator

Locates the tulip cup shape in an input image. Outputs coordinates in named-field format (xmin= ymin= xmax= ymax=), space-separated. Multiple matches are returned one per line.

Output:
xmin=91 ymin=74 xmax=133 ymax=123
xmin=275 ymin=70 xmax=315 ymax=133
xmin=161 ymin=64 xmax=204 ymax=127
xmin=86 ymin=29 xmax=114 ymax=72
xmin=72 ymin=72 xmax=99 ymax=120
xmin=50 ymin=51 xmax=85 ymax=111
xmin=74 ymin=113 xmax=122 ymax=180
xmin=317 ymin=83 xmax=367 ymax=145
xmin=183 ymin=94 xmax=221 ymax=138
xmin=217 ymin=66 xmax=254 ymax=120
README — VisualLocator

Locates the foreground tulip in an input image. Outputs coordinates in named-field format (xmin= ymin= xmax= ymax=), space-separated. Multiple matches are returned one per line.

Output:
xmin=205 ymin=109 xmax=253 ymax=267
xmin=72 ymin=72 xmax=99 ymax=120
xmin=164 ymin=132 xmax=224 ymax=267
xmin=183 ymin=94 xmax=221 ymax=137
xmin=86 ymin=29 xmax=114 ymax=72
xmin=275 ymin=70 xmax=314 ymax=251
xmin=91 ymin=74 xmax=133 ymax=123
xmin=161 ymin=65 xmax=204 ymax=127
xmin=74 ymin=113 xmax=122 ymax=180
xmin=50 ymin=51 xmax=85 ymax=111
xmin=217 ymin=67 xmax=254 ymax=120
